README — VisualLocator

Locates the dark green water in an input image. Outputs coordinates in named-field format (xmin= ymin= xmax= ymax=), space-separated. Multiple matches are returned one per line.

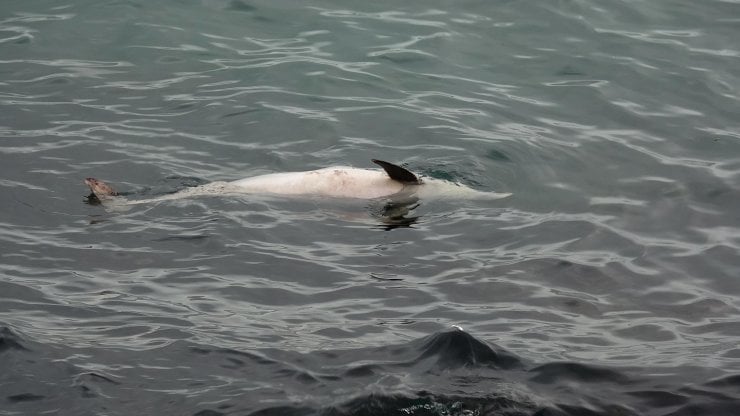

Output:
xmin=1 ymin=1 xmax=739 ymax=415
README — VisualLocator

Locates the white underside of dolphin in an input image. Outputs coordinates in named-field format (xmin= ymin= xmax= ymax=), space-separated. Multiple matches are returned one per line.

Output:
xmin=84 ymin=159 xmax=511 ymax=206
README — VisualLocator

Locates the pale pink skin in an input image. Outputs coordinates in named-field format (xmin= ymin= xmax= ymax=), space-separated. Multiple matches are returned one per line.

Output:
xmin=230 ymin=167 xmax=406 ymax=199
xmin=85 ymin=167 xmax=510 ymax=205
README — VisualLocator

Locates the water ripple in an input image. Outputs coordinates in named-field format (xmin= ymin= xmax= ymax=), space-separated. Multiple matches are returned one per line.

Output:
xmin=313 ymin=8 xmax=449 ymax=28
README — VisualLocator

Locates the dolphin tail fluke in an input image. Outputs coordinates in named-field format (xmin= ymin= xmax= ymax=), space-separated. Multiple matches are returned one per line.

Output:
xmin=371 ymin=159 xmax=421 ymax=184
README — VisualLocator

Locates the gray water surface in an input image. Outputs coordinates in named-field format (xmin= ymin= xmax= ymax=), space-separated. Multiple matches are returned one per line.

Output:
xmin=1 ymin=1 xmax=739 ymax=415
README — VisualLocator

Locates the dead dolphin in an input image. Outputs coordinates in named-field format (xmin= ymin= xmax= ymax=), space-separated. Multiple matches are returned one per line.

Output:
xmin=84 ymin=159 xmax=510 ymax=206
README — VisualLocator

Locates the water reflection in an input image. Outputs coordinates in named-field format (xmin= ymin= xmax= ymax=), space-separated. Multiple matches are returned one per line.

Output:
xmin=369 ymin=197 xmax=421 ymax=230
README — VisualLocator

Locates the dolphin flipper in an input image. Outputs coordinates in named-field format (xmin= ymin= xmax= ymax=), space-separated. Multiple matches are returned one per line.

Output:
xmin=371 ymin=159 xmax=421 ymax=184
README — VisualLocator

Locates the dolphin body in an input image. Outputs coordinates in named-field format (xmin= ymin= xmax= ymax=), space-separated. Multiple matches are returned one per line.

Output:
xmin=84 ymin=159 xmax=510 ymax=206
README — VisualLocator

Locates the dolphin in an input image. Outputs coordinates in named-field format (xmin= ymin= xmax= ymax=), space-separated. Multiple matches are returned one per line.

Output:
xmin=84 ymin=159 xmax=510 ymax=206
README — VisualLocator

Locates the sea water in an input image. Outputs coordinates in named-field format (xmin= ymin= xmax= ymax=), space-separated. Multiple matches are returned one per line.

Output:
xmin=1 ymin=1 xmax=739 ymax=414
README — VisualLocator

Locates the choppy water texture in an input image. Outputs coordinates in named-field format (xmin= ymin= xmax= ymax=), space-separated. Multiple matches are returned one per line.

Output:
xmin=1 ymin=0 xmax=740 ymax=415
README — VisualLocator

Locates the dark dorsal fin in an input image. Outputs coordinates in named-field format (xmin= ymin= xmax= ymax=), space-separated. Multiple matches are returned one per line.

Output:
xmin=372 ymin=159 xmax=421 ymax=184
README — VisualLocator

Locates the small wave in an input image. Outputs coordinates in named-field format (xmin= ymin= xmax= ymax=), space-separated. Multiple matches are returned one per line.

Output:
xmin=6 ymin=325 xmax=739 ymax=416
xmin=0 ymin=326 xmax=29 ymax=352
